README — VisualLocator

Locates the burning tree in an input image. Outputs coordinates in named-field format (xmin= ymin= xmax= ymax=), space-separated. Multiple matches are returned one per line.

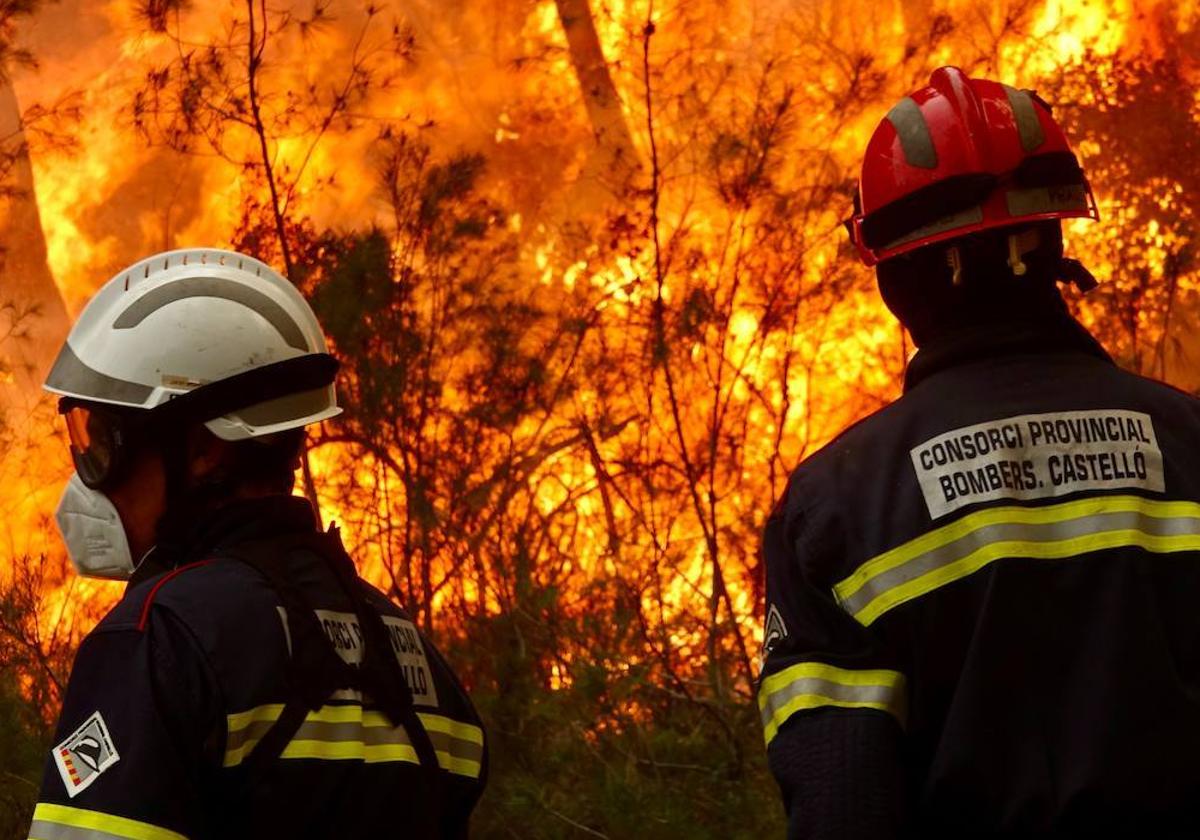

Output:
xmin=1045 ymin=35 xmax=1200 ymax=383
xmin=3 ymin=0 xmax=1200 ymax=837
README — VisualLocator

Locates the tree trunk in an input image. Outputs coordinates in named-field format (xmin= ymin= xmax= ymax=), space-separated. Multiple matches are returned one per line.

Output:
xmin=555 ymin=0 xmax=640 ymax=199
xmin=0 ymin=78 xmax=68 ymax=416
xmin=0 ymin=78 xmax=72 ymax=557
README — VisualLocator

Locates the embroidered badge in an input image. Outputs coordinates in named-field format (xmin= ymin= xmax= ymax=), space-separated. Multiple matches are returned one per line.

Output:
xmin=53 ymin=711 xmax=120 ymax=797
xmin=763 ymin=603 xmax=788 ymax=657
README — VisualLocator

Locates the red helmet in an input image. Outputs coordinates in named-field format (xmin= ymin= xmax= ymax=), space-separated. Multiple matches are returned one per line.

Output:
xmin=846 ymin=66 xmax=1099 ymax=266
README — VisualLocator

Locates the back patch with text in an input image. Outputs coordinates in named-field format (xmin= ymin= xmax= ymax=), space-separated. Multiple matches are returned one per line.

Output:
xmin=911 ymin=409 xmax=1165 ymax=519
xmin=312 ymin=608 xmax=440 ymax=706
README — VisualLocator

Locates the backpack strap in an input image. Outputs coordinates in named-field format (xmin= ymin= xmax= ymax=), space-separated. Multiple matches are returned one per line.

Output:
xmin=214 ymin=530 xmax=445 ymax=822
xmin=310 ymin=528 xmax=442 ymax=775
xmin=216 ymin=537 xmax=359 ymax=774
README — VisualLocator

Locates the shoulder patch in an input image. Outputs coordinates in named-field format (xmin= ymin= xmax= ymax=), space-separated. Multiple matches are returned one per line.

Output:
xmin=763 ymin=603 xmax=788 ymax=655
xmin=54 ymin=711 xmax=120 ymax=797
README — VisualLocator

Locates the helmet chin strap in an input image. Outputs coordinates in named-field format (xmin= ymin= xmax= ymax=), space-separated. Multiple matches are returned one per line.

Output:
xmin=1008 ymin=226 xmax=1098 ymax=292
xmin=150 ymin=431 xmax=190 ymax=567
xmin=1060 ymin=258 xmax=1099 ymax=293
xmin=153 ymin=430 xmax=240 ymax=568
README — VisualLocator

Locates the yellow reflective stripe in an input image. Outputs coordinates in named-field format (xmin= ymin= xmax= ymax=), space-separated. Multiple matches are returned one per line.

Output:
xmin=418 ymin=712 xmax=485 ymax=746
xmin=836 ymin=495 xmax=1190 ymax=599
xmin=228 ymin=704 xmax=396 ymax=732
xmin=225 ymin=705 xmax=377 ymax=765
xmin=226 ymin=703 xmax=284 ymax=734
xmin=861 ymin=529 xmax=1200 ymax=626
xmin=758 ymin=661 xmax=901 ymax=701
xmin=436 ymin=753 xmax=483 ymax=778
xmin=29 ymin=803 xmax=186 ymax=840
xmin=757 ymin=662 xmax=905 ymax=747
xmin=224 ymin=738 xmax=259 ymax=768
xmin=307 ymin=705 xmax=369 ymax=725
xmin=834 ymin=495 xmax=1200 ymax=626
xmin=223 ymin=704 xmax=484 ymax=778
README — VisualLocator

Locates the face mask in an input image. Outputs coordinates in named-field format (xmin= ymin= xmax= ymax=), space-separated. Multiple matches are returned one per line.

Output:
xmin=54 ymin=472 xmax=136 ymax=580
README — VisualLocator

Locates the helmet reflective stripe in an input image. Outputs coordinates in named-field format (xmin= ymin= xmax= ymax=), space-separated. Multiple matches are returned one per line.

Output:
xmin=44 ymin=248 xmax=340 ymax=440
xmin=886 ymin=97 xmax=938 ymax=169
xmin=1002 ymin=86 xmax=1046 ymax=152
xmin=112 ymin=276 xmax=312 ymax=351
xmin=46 ymin=344 xmax=155 ymax=406
xmin=883 ymin=205 xmax=985 ymax=252
xmin=1006 ymin=183 xmax=1090 ymax=216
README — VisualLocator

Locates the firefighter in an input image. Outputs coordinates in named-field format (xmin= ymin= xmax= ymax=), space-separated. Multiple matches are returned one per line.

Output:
xmin=758 ymin=66 xmax=1200 ymax=838
xmin=29 ymin=250 xmax=486 ymax=839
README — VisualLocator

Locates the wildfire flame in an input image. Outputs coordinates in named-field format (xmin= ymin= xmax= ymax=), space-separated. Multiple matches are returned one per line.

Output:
xmin=3 ymin=0 xmax=1200 ymax=702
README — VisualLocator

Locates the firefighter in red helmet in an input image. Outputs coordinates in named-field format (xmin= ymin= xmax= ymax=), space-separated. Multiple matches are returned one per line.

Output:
xmin=758 ymin=66 xmax=1200 ymax=838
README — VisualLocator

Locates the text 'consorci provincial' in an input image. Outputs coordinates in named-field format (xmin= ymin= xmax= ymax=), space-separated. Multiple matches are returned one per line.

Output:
xmin=910 ymin=410 xmax=1164 ymax=519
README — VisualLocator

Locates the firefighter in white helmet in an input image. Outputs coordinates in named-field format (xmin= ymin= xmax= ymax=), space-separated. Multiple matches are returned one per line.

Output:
xmin=29 ymin=249 xmax=487 ymax=839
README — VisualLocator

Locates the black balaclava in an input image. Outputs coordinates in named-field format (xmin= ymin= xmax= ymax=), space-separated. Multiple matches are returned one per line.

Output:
xmin=876 ymin=220 xmax=1071 ymax=347
xmin=149 ymin=427 xmax=303 ymax=570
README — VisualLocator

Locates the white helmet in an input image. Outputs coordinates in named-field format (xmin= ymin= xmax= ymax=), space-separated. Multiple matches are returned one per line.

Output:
xmin=44 ymin=248 xmax=340 ymax=444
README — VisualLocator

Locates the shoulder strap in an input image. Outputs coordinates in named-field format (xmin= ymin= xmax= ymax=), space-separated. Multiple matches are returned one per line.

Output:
xmin=216 ymin=537 xmax=358 ymax=774
xmin=308 ymin=529 xmax=443 ymax=775
xmin=214 ymin=531 xmax=444 ymax=804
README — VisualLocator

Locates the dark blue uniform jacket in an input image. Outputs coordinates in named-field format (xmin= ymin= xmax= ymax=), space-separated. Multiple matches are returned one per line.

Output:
xmin=760 ymin=316 xmax=1200 ymax=838
xmin=30 ymin=496 xmax=486 ymax=839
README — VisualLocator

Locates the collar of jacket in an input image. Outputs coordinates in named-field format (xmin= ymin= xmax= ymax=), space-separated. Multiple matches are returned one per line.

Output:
xmin=903 ymin=314 xmax=1113 ymax=393
xmin=130 ymin=495 xmax=318 ymax=587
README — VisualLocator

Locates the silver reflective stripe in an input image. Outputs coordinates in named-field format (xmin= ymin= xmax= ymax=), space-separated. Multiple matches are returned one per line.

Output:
xmin=1006 ymin=184 xmax=1089 ymax=216
xmin=223 ymin=704 xmax=485 ymax=777
xmin=423 ymin=726 xmax=484 ymax=763
xmin=884 ymin=205 xmax=983 ymax=250
xmin=112 ymin=276 xmax=309 ymax=351
xmin=27 ymin=803 xmax=186 ymax=840
xmin=223 ymin=715 xmax=279 ymax=756
xmin=243 ymin=718 xmax=478 ymax=752
xmin=835 ymin=498 xmax=1200 ymax=626
xmin=44 ymin=343 xmax=155 ymax=405
xmin=1003 ymin=86 xmax=1045 ymax=152
xmin=28 ymin=819 xmax=119 ymax=840
xmin=299 ymin=719 xmax=412 ymax=746
xmin=886 ymin=97 xmax=938 ymax=169
xmin=757 ymin=662 xmax=906 ymax=746
xmin=759 ymin=677 xmax=901 ymax=730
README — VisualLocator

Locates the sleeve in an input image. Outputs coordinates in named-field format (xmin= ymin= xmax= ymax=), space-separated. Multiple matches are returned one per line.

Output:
xmin=757 ymin=474 xmax=907 ymax=840
xmin=420 ymin=637 xmax=488 ymax=839
xmin=27 ymin=609 xmax=220 ymax=840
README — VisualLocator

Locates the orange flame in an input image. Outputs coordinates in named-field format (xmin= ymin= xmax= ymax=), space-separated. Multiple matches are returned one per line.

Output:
xmin=3 ymin=0 xmax=1199 ymax=688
